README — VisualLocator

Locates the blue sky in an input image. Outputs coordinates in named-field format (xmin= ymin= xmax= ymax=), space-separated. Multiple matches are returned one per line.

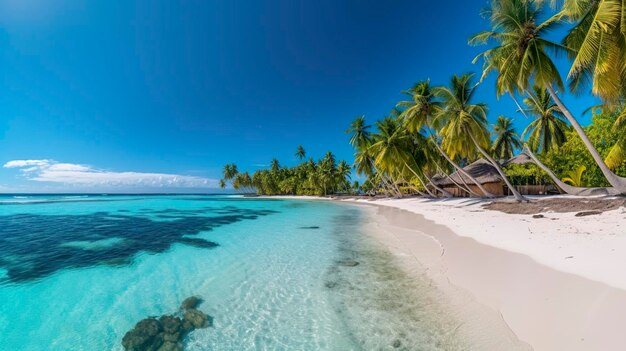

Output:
xmin=0 ymin=0 xmax=597 ymax=192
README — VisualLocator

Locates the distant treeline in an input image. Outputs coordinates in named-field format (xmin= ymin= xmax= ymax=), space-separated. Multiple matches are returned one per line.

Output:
xmin=220 ymin=146 xmax=354 ymax=196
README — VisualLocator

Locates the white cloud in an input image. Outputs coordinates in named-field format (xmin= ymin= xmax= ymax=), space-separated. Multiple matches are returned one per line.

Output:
xmin=4 ymin=159 xmax=51 ymax=168
xmin=3 ymin=159 xmax=218 ymax=188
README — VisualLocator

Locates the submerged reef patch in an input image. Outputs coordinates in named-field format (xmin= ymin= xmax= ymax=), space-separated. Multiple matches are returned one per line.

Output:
xmin=122 ymin=296 xmax=212 ymax=351
xmin=0 ymin=207 xmax=276 ymax=283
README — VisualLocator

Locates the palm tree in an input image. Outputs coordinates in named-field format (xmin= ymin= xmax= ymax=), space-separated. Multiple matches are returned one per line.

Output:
xmin=560 ymin=0 xmax=626 ymax=103
xmin=434 ymin=73 xmax=527 ymax=201
xmin=369 ymin=117 xmax=450 ymax=197
xmin=521 ymin=86 xmax=569 ymax=154
xmin=398 ymin=80 xmax=495 ymax=197
xmin=219 ymin=179 xmax=226 ymax=189
xmin=270 ymin=158 xmax=280 ymax=172
xmin=470 ymin=0 xmax=626 ymax=193
xmin=346 ymin=115 xmax=399 ymax=195
xmin=222 ymin=163 xmax=238 ymax=181
xmin=346 ymin=116 xmax=372 ymax=150
xmin=492 ymin=116 xmax=522 ymax=160
xmin=295 ymin=145 xmax=306 ymax=160
xmin=336 ymin=160 xmax=352 ymax=192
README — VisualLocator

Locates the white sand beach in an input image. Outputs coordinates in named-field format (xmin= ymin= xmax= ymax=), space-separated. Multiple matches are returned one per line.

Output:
xmin=278 ymin=195 xmax=626 ymax=350
xmin=349 ymin=196 xmax=626 ymax=351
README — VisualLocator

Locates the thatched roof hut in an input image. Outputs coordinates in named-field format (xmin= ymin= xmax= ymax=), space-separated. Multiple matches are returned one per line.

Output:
xmin=502 ymin=153 xmax=534 ymax=166
xmin=433 ymin=159 xmax=502 ymax=187
xmin=432 ymin=155 xmax=553 ymax=197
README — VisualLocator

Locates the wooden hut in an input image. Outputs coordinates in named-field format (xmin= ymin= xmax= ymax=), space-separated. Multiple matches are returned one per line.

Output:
xmin=432 ymin=159 xmax=505 ymax=197
xmin=432 ymin=155 xmax=555 ymax=197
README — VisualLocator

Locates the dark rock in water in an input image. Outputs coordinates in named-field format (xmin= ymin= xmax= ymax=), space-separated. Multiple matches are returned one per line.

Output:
xmin=299 ymin=226 xmax=320 ymax=229
xmin=184 ymin=308 xmax=211 ymax=328
xmin=337 ymin=260 xmax=359 ymax=267
xmin=122 ymin=297 xmax=212 ymax=351
xmin=575 ymin=210 xmax=602 ymax=217
xmin=159 ymin=315 xmax=182 ymax=334
xmin=122 ymin=318 xmax=163 ymax=351
xmin=177 ymin=237 xmax=219 ymax=249
xmin=392 ymin=339 xmax=402 ymax=348
xmin=156 ymin=341 xmax=182 ymax=351
xmin=180 ymin=296 xmax=202 ymax=310
xmin=324 ymin=281 xmax=338 ymax=289
xmin=532 ymin=214 xmax=544 ymax=219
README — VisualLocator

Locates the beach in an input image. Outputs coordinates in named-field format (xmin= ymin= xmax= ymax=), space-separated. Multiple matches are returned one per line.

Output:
xmin=340 ymin=196 xmax=626 ymax=350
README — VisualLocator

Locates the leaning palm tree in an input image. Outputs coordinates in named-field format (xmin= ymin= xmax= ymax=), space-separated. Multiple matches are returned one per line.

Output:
xmin=470 ymin=0 xmax=626 ymax=193
xmin=492 ymin=116 xmax=522 ymax=160
xmin=222 ymin=163 xmax=239 ymax=183
xmin=434 ymin=73 xmax=527 ymax=201
xmin=295 ymin=145 xmax=306 ymax=160
xmin=370 ymin=117 xmax=450 ymax=197
xmin=521 ymin=86 xmax=569 ymax=154
xmin=398 ymin=80 xmax=495 ymax=197
xmin=346 ymin=115 xmax=399 ymax=195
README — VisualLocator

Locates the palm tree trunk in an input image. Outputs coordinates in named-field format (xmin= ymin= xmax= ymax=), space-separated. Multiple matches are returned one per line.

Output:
xmin=430 ymin=137 xmax=495 ymax=197
xmin=523 ymin=146 xmax=619 ymax=196
xmin=403 ymin=162 xmax=437 ymax=197
xmin=370 ymin=159 xmax=401 ymax=197
xmin=547 ymin=85 xmax=626 ymax=193
xmin=469 ymin=133 xmax=527 ymax=202
xmin=385 ymin=173 xmax=404 ymax=197
xmin=403 ymin=161 xmax=450 ymax=197
xmin=426 ymin=174 xmax=454 ymax=198
xmin=437 ymin=163 xmax=478 ymax=197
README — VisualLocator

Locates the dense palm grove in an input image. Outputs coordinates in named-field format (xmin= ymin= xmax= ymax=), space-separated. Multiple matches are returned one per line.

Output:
xmin=220 ymin=147 xmax=352 ymax=196
xmin=347 ymin=0 xmax=626 ymax=201
xmin=224 ymin=0 xmax=626 ymax=199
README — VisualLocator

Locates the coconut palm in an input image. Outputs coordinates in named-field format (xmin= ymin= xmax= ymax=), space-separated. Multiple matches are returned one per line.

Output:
xmin=434 ymin=73 xmax=527 ymax=201
xmin=521 ymin=86 xmax=569 ymax=154
xmin=492 ymin=116 xmax=522 ymax=160
xmin=270 ymin=158 xmax=280 ymax=172
xmin=346 ymin=116 xmax=372 ymax=150
xmin=346 ymin=115 xmax=400 ymax=195
xmin=560 ymin=0 xmax=626 ymax=102
xmin=369 ymin=116 xmax=451 ymax=197
xmin=336 ymin=160 xmax=352 ymax=192
xmin=398 ymin=80 xmax=495 ymax=197
xmin=295 ymin=145 xmax=306 ymax=160
xmin=222 ymin=163 xmax=238 ymax=181
xmin=470 ymin=0 xmax=626 ymax=193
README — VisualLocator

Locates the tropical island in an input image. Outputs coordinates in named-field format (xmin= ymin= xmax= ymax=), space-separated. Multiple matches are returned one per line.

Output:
xmin=3 ymin=0 xmax=626 ymax=350
xmin=223 ymin=0 xmax=626 ymax=201
xmin=217 ymin=0 xmax=626 ymax=350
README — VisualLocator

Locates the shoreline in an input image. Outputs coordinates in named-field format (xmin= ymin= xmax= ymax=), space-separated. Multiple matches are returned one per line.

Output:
xmin=268 ymin=195 xmax=626 ymax=350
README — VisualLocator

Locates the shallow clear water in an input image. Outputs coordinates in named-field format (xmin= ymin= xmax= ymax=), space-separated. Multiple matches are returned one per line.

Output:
xmin=0 ymin=195 xmax=465 ymax=350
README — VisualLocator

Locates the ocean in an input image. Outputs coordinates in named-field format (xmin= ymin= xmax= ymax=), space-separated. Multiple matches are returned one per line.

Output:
xmin=0 ymin=194 xmax=465 ymax=350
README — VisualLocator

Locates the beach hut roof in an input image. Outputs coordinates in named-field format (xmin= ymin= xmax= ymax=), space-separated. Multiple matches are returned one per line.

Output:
xmin=433 ymin=159 xmax=503 ymax=186
xmin=502 ymin=153 xmax=534 ymax=166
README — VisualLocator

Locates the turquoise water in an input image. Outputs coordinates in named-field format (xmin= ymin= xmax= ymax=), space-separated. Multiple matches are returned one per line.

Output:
xmin=0 ymin=195 xmax=466 ymax=350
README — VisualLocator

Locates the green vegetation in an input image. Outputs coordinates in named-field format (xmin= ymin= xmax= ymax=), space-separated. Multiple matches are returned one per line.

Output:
xmin=223 ymin=0 xmax=626 ymax=199
xmin=347 ymin=0 xmax=626 ymax=199
xmin=220 ymin=148 xmax=353 ymax=196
